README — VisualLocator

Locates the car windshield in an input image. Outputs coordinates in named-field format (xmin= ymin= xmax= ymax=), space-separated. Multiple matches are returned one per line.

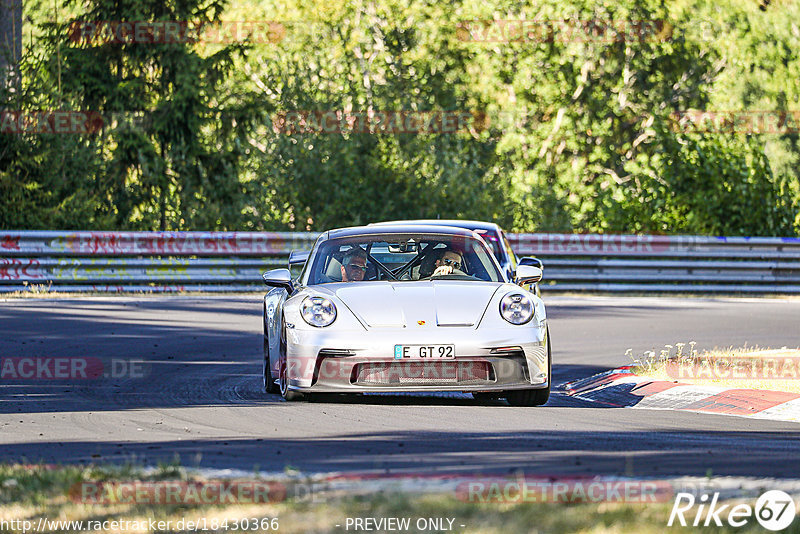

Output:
xmin=473 ymin=229 xmax=503 ymax=260
xmin=307 ymin=233 xmax=504 ymax=285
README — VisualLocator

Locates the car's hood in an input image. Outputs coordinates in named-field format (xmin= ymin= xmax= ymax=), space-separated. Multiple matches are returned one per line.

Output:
xmin=322 ymin=281 xmax=502 ymax=328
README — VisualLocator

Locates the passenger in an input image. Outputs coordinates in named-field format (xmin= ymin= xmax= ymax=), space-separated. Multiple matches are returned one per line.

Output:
xmin=340 ymin=247 xmax=368 ymax=282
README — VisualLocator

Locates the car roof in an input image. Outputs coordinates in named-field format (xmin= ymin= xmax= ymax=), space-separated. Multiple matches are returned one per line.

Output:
xmin=370 ymin=219 xmax=502 ymax=233
xmin=325 ymin=224 xmax=478 ymax=240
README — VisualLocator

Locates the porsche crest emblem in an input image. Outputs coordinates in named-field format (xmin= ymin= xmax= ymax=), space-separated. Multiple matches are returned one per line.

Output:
xmin=417 ymin=320 xmax=426 ymax=325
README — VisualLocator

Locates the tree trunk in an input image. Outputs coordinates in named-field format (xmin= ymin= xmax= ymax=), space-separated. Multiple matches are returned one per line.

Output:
xmin=0 ymin=0 xmax=22 ymax=87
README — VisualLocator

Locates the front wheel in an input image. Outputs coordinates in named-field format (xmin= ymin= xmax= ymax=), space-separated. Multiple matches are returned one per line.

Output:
xmin=505 ymin=327 xmax=552 ymax=407
xmin=263 ymin=336 xmax=279 ymax=394
xmin=278 ymin=323 xmax=305 ymax=402
xmin=279 ymin=360 xmax=305 ymax=402
xmin=505 ymin=387 xmax=550 ymax=407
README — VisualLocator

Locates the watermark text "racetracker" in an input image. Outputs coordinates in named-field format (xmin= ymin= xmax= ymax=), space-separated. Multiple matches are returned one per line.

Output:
xmin=669 ymin=110 xmax=800 ymax=134
xmin=0 ymin=111 xmax=103 ymax=135
xmin=68 ymin=21 xmax=286 ymax=44
xmin=72 ymin=480 xmax=286 ymax=504
xmin=456 ymin=19 xmax=673 ymax=43
xmin=457 ymin=477 xmax=673 ymax=503
xmin=666 ymin=356 xmax=800 ymax=380
xmin=272 ymin=110 xmax=486 ymax=135
xmin=0 ymin=357 xmax=147 ymax=380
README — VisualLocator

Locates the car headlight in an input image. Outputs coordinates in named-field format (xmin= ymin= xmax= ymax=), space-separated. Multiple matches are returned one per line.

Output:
xmin=301 ymin=296 xmax=337 ymax=327
xmin=499 ymin=293 xmax=534 ymax=325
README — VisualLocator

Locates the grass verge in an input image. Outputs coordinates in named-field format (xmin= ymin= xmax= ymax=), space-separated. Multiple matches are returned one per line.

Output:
xmin=630 ymin=344 xmax=800 ymax=393
xmin=0 ymin=464 xmax=796 ymax=533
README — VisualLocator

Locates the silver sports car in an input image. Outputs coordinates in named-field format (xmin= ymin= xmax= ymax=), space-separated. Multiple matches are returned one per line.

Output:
xmin=262 ymin=224 xmax=551 ymax=406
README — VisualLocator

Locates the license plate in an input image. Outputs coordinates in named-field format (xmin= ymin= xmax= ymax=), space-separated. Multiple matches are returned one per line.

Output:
xmin=394 ymin=344 xmax=455 ymax=359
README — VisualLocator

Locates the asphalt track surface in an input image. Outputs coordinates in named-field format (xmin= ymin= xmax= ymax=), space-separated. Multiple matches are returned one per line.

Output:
xmin=1 ymin=295 xmax=800 ymax=479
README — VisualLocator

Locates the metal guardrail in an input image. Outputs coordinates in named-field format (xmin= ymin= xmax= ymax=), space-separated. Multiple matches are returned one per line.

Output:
xmin=0 ymin=231 xmax=318 ymax=293
xmin=1 ymin=231 xmax=799 ymax=293
xmin=510 ymin=234 xmax=800 ymax=293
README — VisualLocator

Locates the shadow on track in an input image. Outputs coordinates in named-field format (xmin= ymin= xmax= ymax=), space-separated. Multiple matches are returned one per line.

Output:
xmin=3 ymin=428 xmax=800 ymax=479
xmin=0 ymin=299 xmax=612 ymax=414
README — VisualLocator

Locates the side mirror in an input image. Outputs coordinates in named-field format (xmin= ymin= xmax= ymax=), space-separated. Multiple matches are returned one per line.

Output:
xmin=262 ymin=268 xmax=293 ymax=291
xmin=519 ymin=257 xmax=543 ymax=270
xmin=516 ymin=264 xmax=543 ymax=285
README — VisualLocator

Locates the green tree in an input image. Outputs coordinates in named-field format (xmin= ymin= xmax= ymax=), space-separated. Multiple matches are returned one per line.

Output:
xmin=246 ymin=0 xmax=512 ymax=231
xmin=51 ymin=0 xmax=260 ymax=229
xmin=0 ymin=44 xmax=111 ymax=229
xmin=3 ymin=0 xmax=799 ymax=236
xmin=455 ymin=0 xmax=798 ymax=234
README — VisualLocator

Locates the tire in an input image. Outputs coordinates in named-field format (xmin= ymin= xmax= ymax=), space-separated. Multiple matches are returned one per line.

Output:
xmin=279 ymin=361 xmax=305 ymax=401
xmin=263 ymin=306 xmax=280 ymax=394
xmin=505 ymin=327 xmax=552 ymax=407
xmin=278 ymin=321 xmax=305 ymax=402
xmin=505 ymin=387 xmax=550 ymax=407
xmin=263 ymin=336 xmax=279 ymax=394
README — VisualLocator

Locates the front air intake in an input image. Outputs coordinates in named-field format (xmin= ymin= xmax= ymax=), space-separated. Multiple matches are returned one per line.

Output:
xmin=353 ymin=361 xmax=493 ymax=386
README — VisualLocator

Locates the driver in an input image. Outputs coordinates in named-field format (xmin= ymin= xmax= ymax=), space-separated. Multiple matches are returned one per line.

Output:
xmin=340 ymin=247 xmax=368 ymax=282
xmin=431 ymin=247 xmax=465 ymax=277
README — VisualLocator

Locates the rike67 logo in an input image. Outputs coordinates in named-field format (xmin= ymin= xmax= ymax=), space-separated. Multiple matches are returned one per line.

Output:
xmin=668 ymin=490 xmax=796 ymax=531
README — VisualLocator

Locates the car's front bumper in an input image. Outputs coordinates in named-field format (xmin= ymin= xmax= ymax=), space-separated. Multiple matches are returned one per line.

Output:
xmin=284 ymin=322 xmax=549 ymax=393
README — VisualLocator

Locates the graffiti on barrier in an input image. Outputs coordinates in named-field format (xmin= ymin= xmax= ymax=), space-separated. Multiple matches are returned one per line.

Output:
xmin=1 ymin=235 xmax=21 ymax=250
xmin=511 ymin=234 xmax=711 ymax=254
xmin=0 ymin=259 xmax=43 ymax=280
xmin=45 ymin=232 xmax=305 ymax=256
